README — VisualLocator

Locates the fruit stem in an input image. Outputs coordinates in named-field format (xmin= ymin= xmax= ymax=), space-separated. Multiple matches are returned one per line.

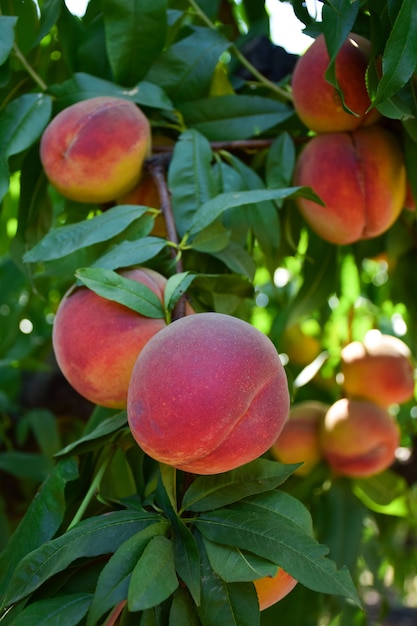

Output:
xmin=12 ymin=43 xmax=48 ymax=91
xmin=187 ymin=0 xmax=293 ymax=102
xmin=66 ymin=453 xmax=112 ymax=531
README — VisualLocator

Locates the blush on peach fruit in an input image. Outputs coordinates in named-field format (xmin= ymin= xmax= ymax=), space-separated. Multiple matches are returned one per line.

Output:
xmin=320 ymin=398 xmax=400 ymax=478
xmin=127 ymin=312 xmax=290 ymax=475
xmin=293 ymin=125 xmax=407 ymax=245
xmin=117 ymin=173 xmax=167 ymax=238
xmin=292 ymin=33 xmax=380 ymax=133
xmin=40 ymin=96 xmax=151 ymax=204
xmin=270 ymin=401 xmax=328 ymax=476
xmin=53 ymin=268 xmax=171 ymax=409
xmin=254 ymin=568 xmax=298 ymax=611
xmin=341 ymin=329 xmax=415 ymax=407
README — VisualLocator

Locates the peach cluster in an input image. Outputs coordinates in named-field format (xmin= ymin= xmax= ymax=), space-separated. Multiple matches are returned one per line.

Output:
xmin=270 ymin=330 xmax=413 ymax=479
xmin=291 ymin=33 xmax=407 ymax=245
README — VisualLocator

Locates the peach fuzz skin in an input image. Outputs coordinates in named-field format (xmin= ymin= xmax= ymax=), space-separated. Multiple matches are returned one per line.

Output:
xmin=270 ymin=401 xmax=329 ymax=476
xmin=341 ymin=330 xmax=415 ymax=407
xmin=127 ymin=313 xmax=290 ymax=475
xmin=320 ymin=398 xmax=400 ymax=478
xmin=291 ymin=33 xmax=380 ymax=133
xmin=40 ymin=96 xmax=151 ymax=204
xmin=254 ymin=568 xmax=298 ymax=611
xmin=293 ymin=125 xmax=407 ymax=245
xmin=53 ymin=268 xmax=172 ymax=409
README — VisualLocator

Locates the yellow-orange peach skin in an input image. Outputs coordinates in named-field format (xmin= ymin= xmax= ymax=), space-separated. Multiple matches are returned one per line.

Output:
xmin=127 ymin=313 xmax=290 ymax=475
xmin=270 ymin=401 xmax=328 ymax=475
xmin=53 ymin=268 xmax=168 ymax=409
xmin=321 ymin=398 xmax=399 ymax=477
xmin=292 ymin=33 xmax=380 ymax=133
xmin=341 ymin=330 xmax=415 ymax=407
xmin=40 ymin=96 xmax=151 ymax=204
xmin=293 ymin=126 xmax=407 ymax=245
xmin=117 ymin=172 xmax=167 ymax=238
xmin=254 ymin=568 xmax=298 ymax=610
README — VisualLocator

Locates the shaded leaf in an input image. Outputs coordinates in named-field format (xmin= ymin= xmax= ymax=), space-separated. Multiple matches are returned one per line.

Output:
xmin=55 ymin=412 xmax=127 ymax=458
xmin=169 ymin=587 xmax=200 ymax=626
xmin=164 ymin=272 xmax=196 ymax=313
xmin=180 ymin=459 xmax=300 ymax=513
xmin=90 ymin=236 xmax=167 ymax=270
xmin=12 ymin=593 xmax=92 ymax=626
xmin=75 ymin=267 xmax=165 ymax=318
xmin=266 ymin=132 xmax=296 ymax=191
xmin=0 ymin=16 xmax=17 ymax=64
xmin=0 ymin=451 xmax=54 ymax=481
xmin=203 ymin=538 xmax=278 ymax=583
xmin=128 ymin=536 xmax=179 ymax=611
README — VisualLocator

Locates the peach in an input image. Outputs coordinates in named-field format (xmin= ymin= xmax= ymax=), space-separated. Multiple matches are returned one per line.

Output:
xmin=281 ymin=323 xmax=321 ymax=366
xmin=320 ymin=398 xmax=400 ymax=477
xmin=40 ymin=96 xmax=151 ymax=204
xmin=341 ymin=330 xmax=415 ymax=407
xmin=52 ymin=268 xmax=168 ymax=409
xmin=254 ymin=567 xmax=298 ymax=610
xmin=127 ymin=312 xmax=290 ymax=474
xmin=292 ymin=33 xmax=380 ymax=133
xmin=270 ymin=401 xmax=328 ymax=476
xmin=117 ymin=172 xmax=167 ymax=238
xmin=293 ymin=125 xmax=407 ymax=245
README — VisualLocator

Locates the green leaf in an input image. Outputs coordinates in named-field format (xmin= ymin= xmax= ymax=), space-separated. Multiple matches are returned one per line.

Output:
xmin=180 ymin=459 xmax=300 ymax=513
xmin=196 ymin=532 xmax=260 ymax=626
xmin=178 ymin=95 xmax=293 ymax=141
xmin=27 ymin=409 xmax=61 ymax=457
xmin=145 ymin=26 xmax=230 ymax=103
xmin=75 ymin=267 xmax=165 ymax=319
xmin=12 ymin=593 xmax=92 ymax=626
xmin=0 ymin=458 xmax=79 ymax=599
xmin=195 ymin=501 xmax=361 ymax=606
xmin=187 ymin=187 xmax=320 ymax=238
xmin=168 ymin=129 xmax=219 ymax=237
xmin=0 ymin=93 xmax=52 ymax=202
xmin=55 ymin=411 xmax=127 ymax=458
xmin=0 ymin=451 xmax=54 ymax=481
xmin=237 ymin=490 xmax=314 ymax=536
xmin=211 ymin=240 xmax=256 ymax=279
xmin=266 ymin=132 xmax=296 ymax=192
xmin=203 ymin=538 xmax=278 ymax=583
xmin=103 ymin=0 xmax=167 ymax=85
xmin=49 ymin=73 xmax=173 ymax=110
xmin=353 ymin=470 xmax=409 ymax=515
xmin=164 ymin=272 xmax=196 ymax=313
xmin=128 ymin=536 xmax=179 ymax=611
xmin=2 ymin=510 xmax=161 ymax=608
xmin=374 ymin=0 xmax=417 ymax=106
xmin=169 ymin=587 xmax=200 ymax=626
xmin=0 ymin=16 xmax=17 ymax=64
xmin=87 ymin=523 xmax=169 ymax=626
xmin=90 ymin=236 xmax=167 ymax=271
xmin=23 ymin=205 xmax=148 ymax=263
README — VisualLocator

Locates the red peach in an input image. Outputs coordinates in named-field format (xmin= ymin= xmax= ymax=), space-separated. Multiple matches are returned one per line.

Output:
xmin=254 ymin=568 xmax=298 ymax=610
xmin=293 ymin=125 xmax=407 ymax=245
xmin=40 ymin=96 xmax=151 ymax=204
xmin=53 ymin=268 xmax=168 ymax=409
xmin=292 ymin=33 xmax=380 ymax=133
xmin=320 ymin=397 xmax=400 ymax=477
xmin=341 ymin=329 xmax=415 ymax=407
xmin=127 ymin=313 xmax=290 ymax=474
xmin=270 ymin=401 xmax=328 ymax=476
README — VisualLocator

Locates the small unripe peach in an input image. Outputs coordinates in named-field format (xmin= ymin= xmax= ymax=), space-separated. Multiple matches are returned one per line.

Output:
xmin=341 ymin=330 xmax=415 ymax=407
xmin=254 ymin=568 xmax=298 ymax=610
xmin=40 ymin=96 xmax=151 ymax=203
xmin=321 ymin=398 xmax=400 ymax=477
xmin=127 ymin=313 xmax=290 ymax=474
xmin=294 ymin=125 xmax=407 ymax=245
xmin=281 ymin=324 xmax=321 ymax=366
xmin=292 ymin=33 xmax=380 ymax=133
xmin=52 ymin=268 xmax=168 ymax=409
xmin=270 ymin=401 xmax=328 ymax=476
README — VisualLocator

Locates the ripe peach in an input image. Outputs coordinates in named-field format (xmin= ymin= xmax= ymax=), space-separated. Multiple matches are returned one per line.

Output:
xmin=293 ymin=125 xmax=407 ymax=245
xmin=40 ymin=96 xmax=151 ymax=204
xmin=117 ymin=173 xmax=167 ymax=238
xmin=341 ymin=330 xmax=415 ymax=407
xmin=292 ymin=33 xmax=380 ymax=133
xmin=52 ymin=268 xmax=169 ymax=409
xmin=254 ymin=568 xmax=298 ymax=610
xmin=320 ymin=398 xmax=400 ymax=477
xmin=127 ymin=312 xmax=290 ymax=474
xmin=270 ymin=401 xmax=328 ymax=476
